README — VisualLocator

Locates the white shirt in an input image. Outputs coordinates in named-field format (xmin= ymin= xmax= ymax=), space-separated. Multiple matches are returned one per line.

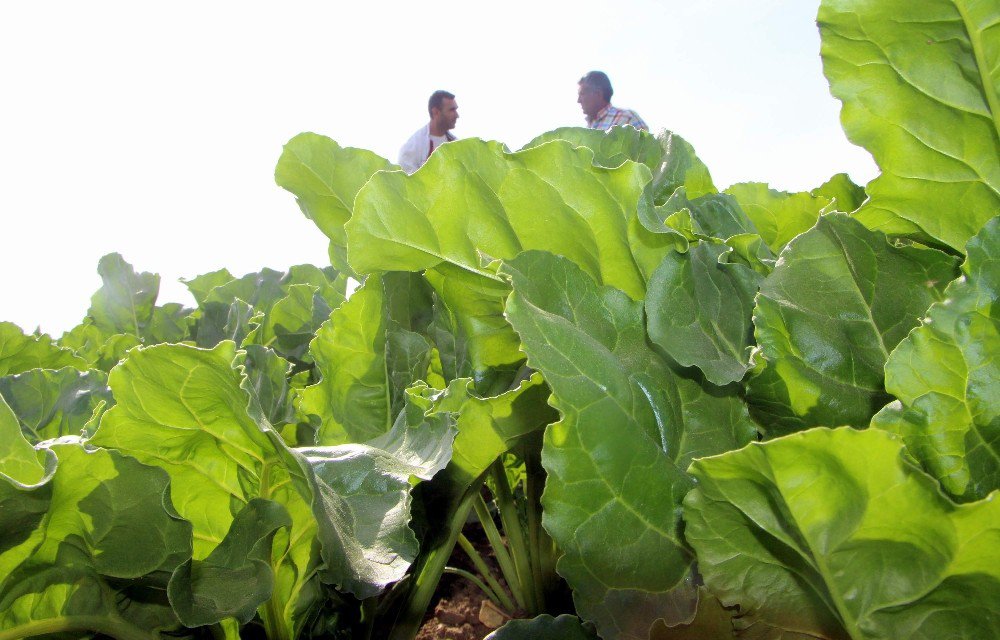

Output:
xmin=398 ymin=123 xmax=456 ymax=174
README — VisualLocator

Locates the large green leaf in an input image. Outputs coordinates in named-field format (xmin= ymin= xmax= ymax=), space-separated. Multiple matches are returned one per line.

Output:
xmin=346 ymin=138 xmax=673 ymax=302
xmin=89 ymin=342 xmax=320 ymax=637
xmin=0 ymin=441 xmax=192 ymax=640
xmin=819 ymin=0 xmax=1000 ymax=252
xmin=725 ymin=182 xmax=833 ymax=253
xmin=89 ymin=342 xmax=434 ymax=635
xmin=646 ymin=241 xmax=762 ymax=385
xmin=0 ymin=367 xmax=112 ymax=443
xmin=502 ymin=251 xmax=756 ymax=640
xmin=275 ymin=132 xmax=395 ymax=272
xmin=168 ymin=498 xmax=292 ymax=627
xmin=520 ymin=127 xmax=715 ymax=203
xmin=873 ymin=216 xmax=1000 ymax=501
xmin=748 ymin=213 xmax=958 ymax=434
xmin=299 ymin=273 xmax=434 ymax=446
xmin=0 ymin=322 xmax=86 ymax=376
xmin=684 ymin=427 xmax=1000 ymax=640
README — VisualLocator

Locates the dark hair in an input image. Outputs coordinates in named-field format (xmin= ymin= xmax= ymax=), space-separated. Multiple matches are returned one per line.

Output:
xmin=579 ymin=71 xmax=613 ymax=102
xmin=428 ymin=90 xmax=456 ymax=117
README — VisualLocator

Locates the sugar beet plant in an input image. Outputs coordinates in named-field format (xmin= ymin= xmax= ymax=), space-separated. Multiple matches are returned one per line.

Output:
xmin=2 ymin=1 xmax=999 ymax=639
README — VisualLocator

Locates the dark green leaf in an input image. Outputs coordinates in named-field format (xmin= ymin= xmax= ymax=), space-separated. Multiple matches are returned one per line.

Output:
xmin=748 ymin=213 xmax=958 ymax=434
xmin=872 ymin=216 xmax=1000 ymax=500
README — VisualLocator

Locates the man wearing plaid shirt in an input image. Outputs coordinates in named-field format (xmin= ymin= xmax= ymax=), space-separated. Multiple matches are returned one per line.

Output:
xmin=577 ymin=71 xmax=648 ymax=131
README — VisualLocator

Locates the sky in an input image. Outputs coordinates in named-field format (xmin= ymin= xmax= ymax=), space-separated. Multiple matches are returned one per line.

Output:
xmin=0 ymin=0 xmax=878 ymax=336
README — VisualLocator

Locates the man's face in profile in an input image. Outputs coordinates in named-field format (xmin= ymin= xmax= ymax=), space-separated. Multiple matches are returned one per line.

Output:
xmin=433 ymin=98 xmax=460 ymax=131
xmin=577 ymin=83 xmax=604 ymax=119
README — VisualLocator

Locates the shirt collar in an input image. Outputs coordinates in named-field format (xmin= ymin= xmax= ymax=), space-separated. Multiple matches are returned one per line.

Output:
xmin=588 ymin=103 xmax=614 ymax=125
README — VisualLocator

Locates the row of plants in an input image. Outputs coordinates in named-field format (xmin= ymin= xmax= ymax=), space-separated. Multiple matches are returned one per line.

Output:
xmin=1 ymin=1 xmax=997 ymax=638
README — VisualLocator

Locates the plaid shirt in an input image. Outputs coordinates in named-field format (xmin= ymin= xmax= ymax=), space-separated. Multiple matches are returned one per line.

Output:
xmin=587 ymin=104 xmax=648 ymax=131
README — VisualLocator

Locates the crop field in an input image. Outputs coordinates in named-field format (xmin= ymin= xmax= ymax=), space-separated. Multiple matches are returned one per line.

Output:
xmin=0 ymin=1 xmax=997 ymax=639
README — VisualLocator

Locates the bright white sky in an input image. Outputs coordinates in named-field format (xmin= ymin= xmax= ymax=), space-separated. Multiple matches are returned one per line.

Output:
xmin=1 ymin=0 xmax=877 ymax=336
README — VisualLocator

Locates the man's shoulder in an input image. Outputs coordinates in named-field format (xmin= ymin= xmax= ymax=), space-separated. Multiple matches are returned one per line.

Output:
xmin=403 ymin=123 xmax=429 ymax=145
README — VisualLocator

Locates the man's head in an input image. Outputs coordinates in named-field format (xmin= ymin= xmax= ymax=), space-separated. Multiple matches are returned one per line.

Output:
xmin=428 ymin=90 xmax=459 ymax=132
xmin=577 ymin=71 xmax=613 ymax=119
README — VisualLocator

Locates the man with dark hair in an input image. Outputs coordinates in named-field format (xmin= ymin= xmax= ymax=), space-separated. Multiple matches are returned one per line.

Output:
xmin=399 ymin=90 xmax=460 ymax=174
xmin=577 ymin=71 xmax=648 ymax=131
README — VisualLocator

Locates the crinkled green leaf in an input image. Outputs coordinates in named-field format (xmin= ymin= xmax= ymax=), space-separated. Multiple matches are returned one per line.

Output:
xmin=181 ymin=267 xmax=235 ymax=307
xmin=819 ymin=0 xmax=1000 ymax=252
xmin=192 ymin=265 xmax=344 ymax=358
xmin=655 ymin=188 xmax=762 ymax=243
xmin=87 ymin=253 xmax=160 ymax=337
xmin=0 ymin=442 xmax=192 ymax=640
xmin=523 ymin=126 xmax=662 ymax=172
xmin=485 ymin=614 xmax=599 ymax=640
xmin=346 ymin=138 xmax=673 ymax=302
xmin=653 ymin=130 xmax=717 ymax=201
xmin=244 ymin=283 xmax=332 ymax=362
xmin=202 ymin=267 xmax=287 ymax=310
xmin=503 ymin=251 xmax=756 ymax=640
xmin=89 ymin=342 xmax=319 ymax=636
xmin=193 ymin=298 xmax=259 ymax=349
xmin=811 ymin=173 xmax=866 ymax=214
xmin=424 ymin=262 xmax=525 ymax=385
xmin=238 ymin=345 xmax=298 ymax=432
xmin=0 ymin=396 xmax=55 ymax=489
xmin=89 ymin=341 xmax=429 ymax=634
xmin=684 ymin=427 xmax=1000 ymax=640
xmin=748 ymin=213 xmax=958 ymax=434
xmin=275 ymin=132 xmax=395 ymax=273
xmin=365 ymin=385 xmax=458 ymax=481
xmin=0 ymin=322 xmax=86 ymax=376
xmin=873 ymin=216 xmax=1000 ymax=500
xmin=523 ymin=127 xmax=716 ymax=205
xmin=0 ymin=367 xmax=112 ymax=443
xmin=168 ymin=498 xmax=291 ymax=627
xmin=646 ymin=241 xmax=763 ymax=385
xmin=286 ymin=264 xmax=348 ymax=311
xmin=725 ymin=182 xmax=832 ymax=253
xmin=300 ymin=273 xmax=434 ymax=446
xmin=420 ymin=372 xmax=557 ymax=504
xmin=58 ymin=323 xmax=143 ymax=372
xmin=296 ymin=386 xmax=455 ymax=598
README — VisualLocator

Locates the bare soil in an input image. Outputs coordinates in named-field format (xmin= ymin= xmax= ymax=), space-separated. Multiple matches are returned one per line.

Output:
xmin=415 ymin=526 xmax=512 ymax=640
